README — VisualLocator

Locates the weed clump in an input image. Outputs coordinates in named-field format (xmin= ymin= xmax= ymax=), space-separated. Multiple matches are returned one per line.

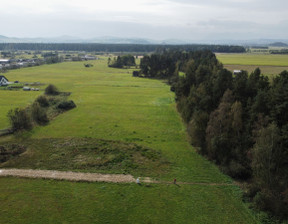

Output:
xmin=31 ymin=102 xmax=49 ymax=125
xmin=36 ymin=95 xmax=49 ymax=107
xmin=0 ymin=144 xmax=26 ymax=163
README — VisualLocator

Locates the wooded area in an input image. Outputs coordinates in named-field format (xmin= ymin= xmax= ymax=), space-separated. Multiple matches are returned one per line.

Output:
xmin=139 ymin=50 xmax=288 ymax=220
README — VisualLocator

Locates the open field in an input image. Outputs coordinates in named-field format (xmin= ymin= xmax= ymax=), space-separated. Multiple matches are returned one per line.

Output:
xmin=216 ymin=53 xmax=288 ymax=76
xmin=0 ymin=59 xmax=258 ymax=223
xmin=223 ymin=64 xmax=288 ymax=77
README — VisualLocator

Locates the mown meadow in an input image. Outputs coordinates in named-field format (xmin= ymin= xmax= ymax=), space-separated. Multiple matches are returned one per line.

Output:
xmin=0 ymin=59 xmax=259 ymax=223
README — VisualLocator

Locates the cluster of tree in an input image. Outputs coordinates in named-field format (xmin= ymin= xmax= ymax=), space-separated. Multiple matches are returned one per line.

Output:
xmin=0 ymin=43 xmax=245 ymax=53
xmin=140 ymin=50 xmax=288 ymax=220
xmin=108 ymin=55 xmax=136 ymax=68
xmin=7 ymin=84 xmax=76 ymax=132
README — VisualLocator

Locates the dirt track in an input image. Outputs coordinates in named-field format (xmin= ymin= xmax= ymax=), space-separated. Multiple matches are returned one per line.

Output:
xmin=0 ymin=169 xmax=136 ymax=183
xmin=0 ymin=168 xmax=233 ymax=186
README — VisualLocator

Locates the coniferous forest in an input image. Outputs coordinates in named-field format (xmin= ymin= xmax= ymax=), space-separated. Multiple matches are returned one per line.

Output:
xmin=139 ymin=50 xmax=288 ymax=220
xmin=0 ymin=43 xmax=245 ymax=53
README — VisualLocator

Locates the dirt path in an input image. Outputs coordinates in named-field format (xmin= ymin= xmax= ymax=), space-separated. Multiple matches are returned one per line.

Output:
xmin=0 ymin=169 xmax=135 ymax=183
xmin=0 ymin=168 xmax=233 ymax=186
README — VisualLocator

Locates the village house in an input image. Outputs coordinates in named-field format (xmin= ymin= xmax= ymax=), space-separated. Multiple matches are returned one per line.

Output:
xmin=0 ymin=75 xmax=8 ymax=86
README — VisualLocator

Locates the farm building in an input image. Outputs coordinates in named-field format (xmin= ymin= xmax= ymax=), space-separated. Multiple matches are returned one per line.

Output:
xmin=0 ymin=75 xmax=8 ymax=86
xmin=82 ymin=55 xmax=98 ymax=60
xmin=23 ymin=86 xmax=31 ymax=91
xmin=233 ymin=70 xmax=242 ymax=75
xmin=0 ymin=59 xmax=10 ymax=65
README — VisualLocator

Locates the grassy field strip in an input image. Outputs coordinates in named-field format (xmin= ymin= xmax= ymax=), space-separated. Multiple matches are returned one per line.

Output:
xmin=216 ymin=53 xmax=288 ymax=66
xmin=223 ymin=64 xmax=288 ymax=76
xmin=0 ymin=177 xmax=258 ymax=224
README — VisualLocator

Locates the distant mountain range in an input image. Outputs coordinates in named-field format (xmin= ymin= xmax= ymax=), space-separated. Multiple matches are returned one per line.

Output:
xmin=0 ymin=35 xmax=288 ymax=46
xmin=0 ymin=35 xmax=188 ymax=45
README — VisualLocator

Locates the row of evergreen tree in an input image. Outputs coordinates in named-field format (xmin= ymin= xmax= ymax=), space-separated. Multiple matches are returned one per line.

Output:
xmin=139 ymin=50 xmax=288 ymax=220
xmin=0 ymin=43 xmax=245 ymax=53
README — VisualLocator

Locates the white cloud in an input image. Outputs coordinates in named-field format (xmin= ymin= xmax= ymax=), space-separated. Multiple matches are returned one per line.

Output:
xmin=0 ymin=0 xmax=288 ymax=40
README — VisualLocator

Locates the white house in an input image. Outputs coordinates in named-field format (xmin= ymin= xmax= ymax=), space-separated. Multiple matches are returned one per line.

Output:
xmin=0 ymin=75 xmax=8 ymax=86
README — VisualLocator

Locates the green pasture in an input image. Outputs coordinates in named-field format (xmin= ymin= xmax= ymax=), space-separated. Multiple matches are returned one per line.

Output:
xmin=0 ymin=178 xmax=256 ymax=224
xmin=0 ymin=59 xmax=258 ymax=223
xmin=216 ymin=53 xmax=288 ymax=76
xmin=216 ymin=53 xmax=288 ymax=66
xmin=223 ymin=64 xmax=288 ymax=76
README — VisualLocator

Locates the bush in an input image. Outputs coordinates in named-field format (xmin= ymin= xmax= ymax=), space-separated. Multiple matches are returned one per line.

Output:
xmin=36 ymin=95 xmax=49 ymax=107
xmin=45 ymin=84 xmax=59 ymax=95
xmin=57 ymin=100 xmax=76 ymax=110
xmin=31 ymin=102 xmax=49 ymax=125
xmin=133 ymin=71 xmax=139 ymax=77
xmin=7 ymin=108 xmax=32 ymax=131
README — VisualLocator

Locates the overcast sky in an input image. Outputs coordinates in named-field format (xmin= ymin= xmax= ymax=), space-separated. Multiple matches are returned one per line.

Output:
xmin=1 ymin=0 xmax=287 ymax=41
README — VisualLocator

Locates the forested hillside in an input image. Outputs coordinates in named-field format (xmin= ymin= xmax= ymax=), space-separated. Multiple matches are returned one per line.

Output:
xmin=139 ymin=50 xmax=288 ymax=220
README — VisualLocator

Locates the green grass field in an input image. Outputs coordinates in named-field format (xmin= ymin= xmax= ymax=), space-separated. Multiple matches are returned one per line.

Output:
xmin=0 ymin=59 xmax=259 ymax=223
xmin=216 ymin=53 xmax=288 ymax=76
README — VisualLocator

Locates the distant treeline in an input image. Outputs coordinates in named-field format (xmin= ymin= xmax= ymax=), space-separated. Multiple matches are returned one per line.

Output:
xmin=0 ymin=43 xmax=245 ymax=53
xmin=139 ymin=50 xmax=288 ymax=221
xmin=270 ymin=49 xmax=288 ymax=54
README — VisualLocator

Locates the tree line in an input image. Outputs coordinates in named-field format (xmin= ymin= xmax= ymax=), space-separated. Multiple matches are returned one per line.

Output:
xmin=108 ymin=55 xmax=136 ymax=68
xmin=0 ymin=43 xmax=245 ymax=53
xmin=139 ymin=50 xmax=288 ymax=221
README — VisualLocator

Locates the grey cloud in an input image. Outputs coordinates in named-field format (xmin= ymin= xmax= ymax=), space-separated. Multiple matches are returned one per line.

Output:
xmin=166 ymin=0 xmax=288 ymax=12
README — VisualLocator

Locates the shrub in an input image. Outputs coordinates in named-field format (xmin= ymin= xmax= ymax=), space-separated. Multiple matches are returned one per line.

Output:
xmin=45 ymin=84 xmax=59 ymax=95
xmin=7 ymin=108 xmax=32 ymax=131
xmin=57 ymin=100 xmax=76 ymax=110
xmin=36 ymin=95 xmax=49 ymax=107
xmin=133 ymin=71 xmax=139 ymax=77
xmin=31 ymin=102 xmax=49 ymax=125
